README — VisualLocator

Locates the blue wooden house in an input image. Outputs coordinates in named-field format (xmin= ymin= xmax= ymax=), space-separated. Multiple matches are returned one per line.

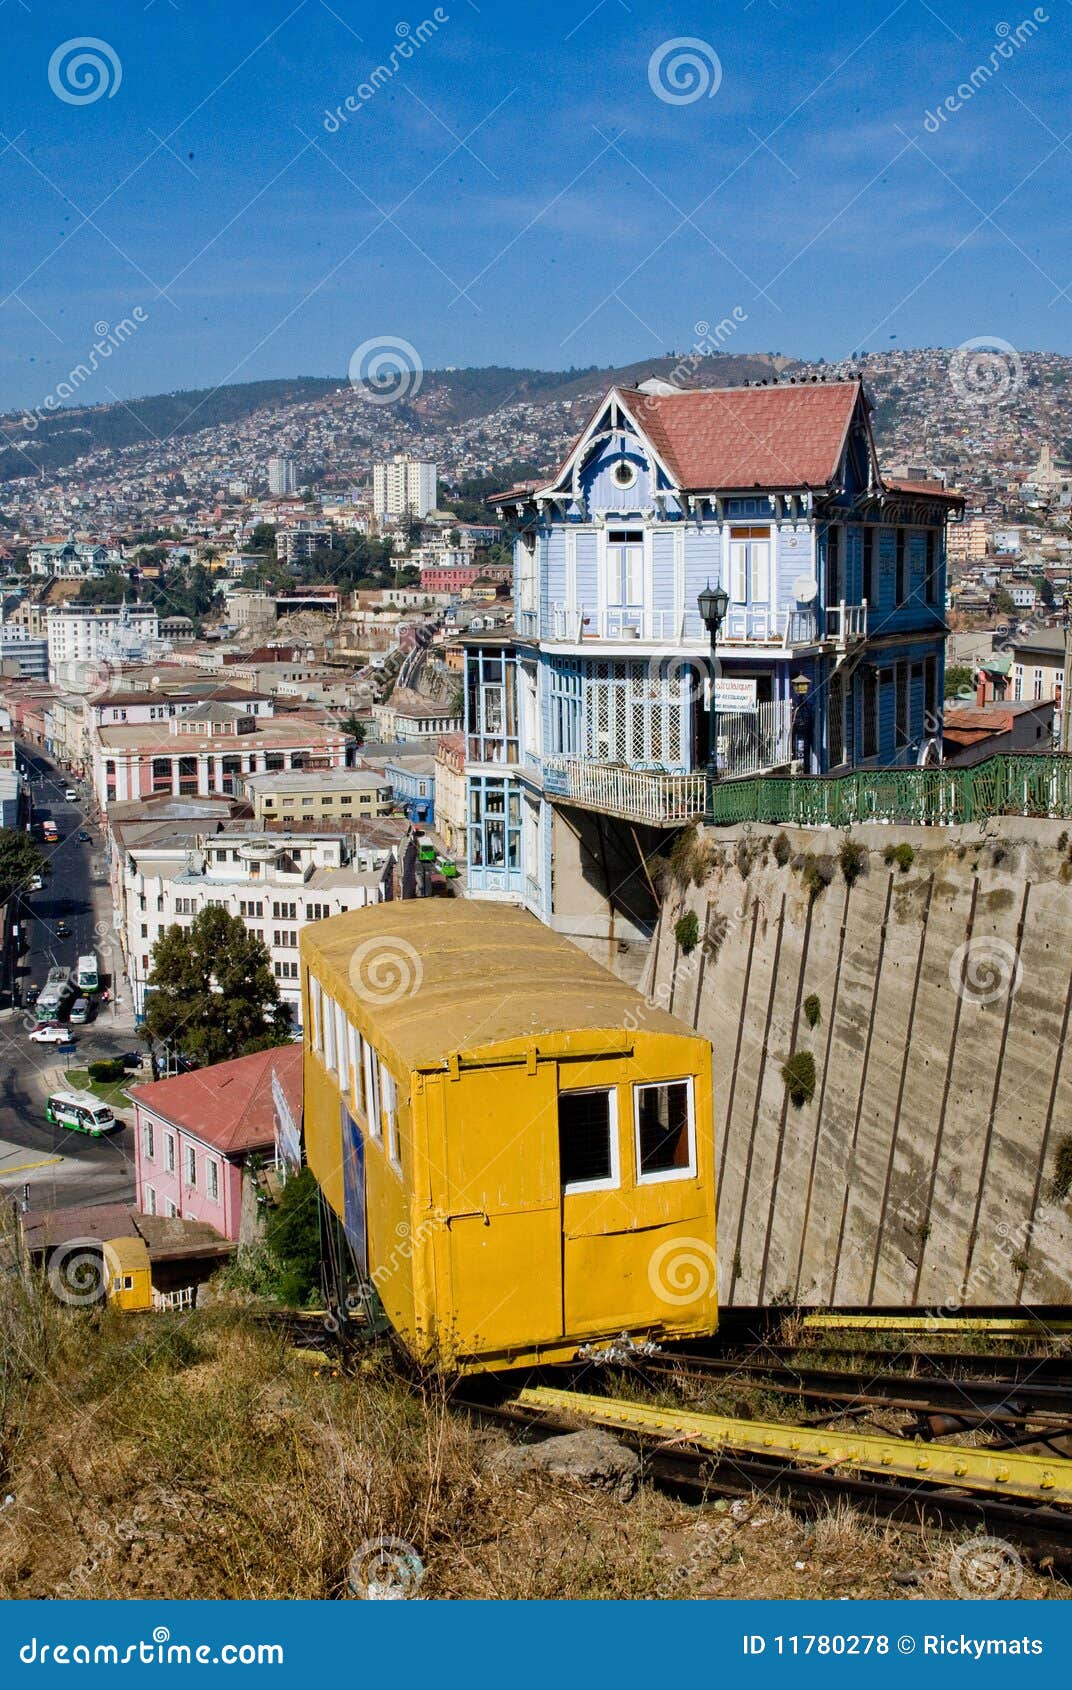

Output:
xmin=463 ymin=375 xmax=962 ymax=928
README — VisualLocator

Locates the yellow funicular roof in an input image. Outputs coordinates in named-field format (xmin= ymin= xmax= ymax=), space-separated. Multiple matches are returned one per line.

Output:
xmin=300 ymin=901 xmax=695 ymax=1074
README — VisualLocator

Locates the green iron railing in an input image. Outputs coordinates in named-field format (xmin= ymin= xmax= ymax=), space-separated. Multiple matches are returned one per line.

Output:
xmin=708 ymin=753 xmax=1072 ymax=829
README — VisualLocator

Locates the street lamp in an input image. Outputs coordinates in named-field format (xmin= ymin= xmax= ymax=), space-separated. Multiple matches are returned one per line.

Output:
xmin=697 ymin=582 xmax=730 ymax=821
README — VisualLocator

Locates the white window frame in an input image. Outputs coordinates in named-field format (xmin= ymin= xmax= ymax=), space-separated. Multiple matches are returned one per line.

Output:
xmin=334 ymin=1000 xmax=348 ymax=1084
xmin=633 ymin=1078 xmax=697 ymax=1185
xmin=142 ymin=1118 xmax=154 ymax=1160
xmin=309 ymin=975 xmax=323 ymax=1054
xmin=381 ymin=1059 xmax=400 ymax=1170
xmin=363 ymin=1040 xmax=381 ymax=1141
xmin=728 ymin=528 xmax=771 ymax=605
xmin=165 ymin=1199 xmax=178 ymax=1219
xmin=560 ymin=1087 xmax=620 ymax=1196
xmin=322 ymin=991 xmax=337 ymax=1074
xmin=206 ymin=1158 xmax=219 ymax=1203
xmin=144 ymin=1184 xmax=156 ymax=1216
xmin=184 ymin=1143 xmax=197 ymax=1188
xmin=602 ymin=528 xmax=645 ymax=610
xmin=164 ymin=1131 xmax=176 ymax=1174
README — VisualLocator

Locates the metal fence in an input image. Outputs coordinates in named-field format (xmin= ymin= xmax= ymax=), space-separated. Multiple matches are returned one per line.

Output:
xmin=709 ymin=753 xmax=1072 ymax=829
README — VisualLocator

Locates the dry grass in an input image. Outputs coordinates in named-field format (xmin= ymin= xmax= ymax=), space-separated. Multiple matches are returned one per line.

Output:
xmin=0 ymin=1280 xmax=1065 ymax=1600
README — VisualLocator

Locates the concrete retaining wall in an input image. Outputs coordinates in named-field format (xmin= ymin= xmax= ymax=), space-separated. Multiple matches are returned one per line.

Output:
xmin=642 ymin=818 xmax=1072 ymax=1309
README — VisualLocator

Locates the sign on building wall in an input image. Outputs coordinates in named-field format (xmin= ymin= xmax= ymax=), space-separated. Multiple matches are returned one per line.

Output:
xmin=708 ymin=676 xmax=758 ymax=713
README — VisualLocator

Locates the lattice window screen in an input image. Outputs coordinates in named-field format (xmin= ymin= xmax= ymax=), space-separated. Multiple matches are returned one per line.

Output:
xmin=584 ymin=661 xmax=684 ymax=766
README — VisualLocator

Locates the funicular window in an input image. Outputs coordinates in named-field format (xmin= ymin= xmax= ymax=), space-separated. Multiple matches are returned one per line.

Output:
xmin=634 ymin=1081 xmax=695 ymax=1182
xmin=558 ymin=1089 xmax=618 ymax=1192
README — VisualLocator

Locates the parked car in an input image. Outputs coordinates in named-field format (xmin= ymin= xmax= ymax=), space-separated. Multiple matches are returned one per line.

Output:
xmin=29 ymin=1025 xmax=72 ymax=1044
xmin=69 ymin=997 xmax=91 ymax=1025
xmin=28 ymin=875 xmax=42 ymax=892
xmin=55 ymin=921 xmax=71 ymax=938
xmin=25 ymin=985 xmax=39 ymax=1005
xmin=77 ymin=831 xmax=92 ymax=843
xmin=64 ymin=787 xmax=78 ymax=801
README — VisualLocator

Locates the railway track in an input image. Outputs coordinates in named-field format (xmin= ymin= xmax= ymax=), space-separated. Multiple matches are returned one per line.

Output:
xmin=256 ymin=1306 xmax=1072 ymax=1563
xmin=457 ymin=1392 xmax=1072 ymax=1567
xmin=623 ymin=1349 xmax=1072 ymax=1439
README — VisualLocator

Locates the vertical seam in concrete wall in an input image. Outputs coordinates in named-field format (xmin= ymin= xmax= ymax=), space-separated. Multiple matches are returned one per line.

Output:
xmin=1016 ymin=954 xmax=1072 ymax=1300
xmin=727 ymin=891 xmax=786 ymax=1305
xmin=793 ymin=883 xmax=851 ymax=1303
xmin=829 ymin=872 xmax=894 ymax=1305
xmin=691 ymin=902 xmax=716 ymax=1030
xmin=961 ymin=881 xmax=1032 ymax=1293
xmin=912 ymin=877 xmax=980 ymax=1303
xmin=866 ymin=873 xmax=935 ymax=1302
xmin=647 ymin=894 xmax=663 ymax=999
xmin=758 ymin=893 xmax=815 ymax=1303
xmin=716 ymin=895 xmax=760 ymax=1229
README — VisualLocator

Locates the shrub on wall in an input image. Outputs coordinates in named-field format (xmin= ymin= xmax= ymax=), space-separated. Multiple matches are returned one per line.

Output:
xmin=883 ymin=842 xmax=915 ymax=872
xmin=803 ymin=994 xmax=821 ymax=1029
xmin=674 ymin=911 xmax=700 ymax=955
xmin=839 ymin=838 xmax=868 ymax=886
xmin=781 ymin=1050 xmax=816 ymax=1108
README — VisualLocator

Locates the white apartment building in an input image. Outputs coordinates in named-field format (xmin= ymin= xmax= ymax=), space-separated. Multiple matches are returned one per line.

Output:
xmin=46 ymin=603 xmax=161 ymax=684
xmin=117 ymin=828 xmax=392 ymax=1022
xmin=373 ymin=455 xmax=437 ymax=521
xmin=268 ymin=456 xmax=298 ymax=496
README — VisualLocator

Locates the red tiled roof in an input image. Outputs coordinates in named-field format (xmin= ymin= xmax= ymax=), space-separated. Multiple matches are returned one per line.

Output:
xmin=884 ymin=477 xmax=963 ymax=502
xmin=616 ymin=381 xmax=861 ymax=490
xmin=130 ymin=1042 xmax=302 ymax=1156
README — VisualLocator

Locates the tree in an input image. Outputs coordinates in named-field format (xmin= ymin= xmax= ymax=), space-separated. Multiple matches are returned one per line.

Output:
xmin=993 ymin=588 xmax=1016 ymax=617
xmin=0 ymin=829 xmax=47 ymax=905
xmin=265 ymin=1167 xmax=322 ymax=1304
xmin=142 ymin=907 xmax=290 ymax=1067
xmin=944 ymin=664 xmax=975 ymax=699
xmin=338 ymin=715 xmax=366 ymax=746
xmin=1033 ymin=575 xmax=1055 ymax=610
xmin=249 ymin=523 xmax=277 ymax=552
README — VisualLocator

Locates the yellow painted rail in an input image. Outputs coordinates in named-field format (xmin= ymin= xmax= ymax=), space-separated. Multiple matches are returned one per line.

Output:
xmin=802 ymin=1315 xmax=1072 ymax=1337
xmin=516 ymin=1387 xmax=1072 ymax=1504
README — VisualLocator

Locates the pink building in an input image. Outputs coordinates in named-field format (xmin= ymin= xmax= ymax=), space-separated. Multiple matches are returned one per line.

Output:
xmin=92 ymin=705 xmax=351 ymax=809
xmin=131 ymin=1044 xmax=302 ymax=1242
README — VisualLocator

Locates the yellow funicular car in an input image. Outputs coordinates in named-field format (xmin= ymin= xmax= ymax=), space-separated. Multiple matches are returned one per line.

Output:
xmin=301 ymin=902 xmax=717 ymax=1373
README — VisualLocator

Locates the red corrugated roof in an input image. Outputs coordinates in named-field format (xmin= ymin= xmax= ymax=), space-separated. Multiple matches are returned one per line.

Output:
xmin=130 ymin=1042 xmax=302 ymax=1155
xmin=616 ymin=381 xmax=861 ymax=490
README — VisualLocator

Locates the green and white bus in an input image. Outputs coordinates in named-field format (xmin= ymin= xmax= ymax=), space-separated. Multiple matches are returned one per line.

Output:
xmin=35 ymin=966 xmax=72 ymax=1024
xmin=45 ymin=1090 xmax=117 ymax=1137
xmin=76 ymin=954 xmax=99 ymax=994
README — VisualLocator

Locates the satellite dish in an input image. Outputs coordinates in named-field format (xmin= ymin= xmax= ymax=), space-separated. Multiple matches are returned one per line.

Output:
xmin=793 ymin=575 xmax=819 ymax=603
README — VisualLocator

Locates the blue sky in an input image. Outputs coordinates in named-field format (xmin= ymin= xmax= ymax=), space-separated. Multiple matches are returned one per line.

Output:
xmin=1 ymin=0 xmax=1070 ymax=410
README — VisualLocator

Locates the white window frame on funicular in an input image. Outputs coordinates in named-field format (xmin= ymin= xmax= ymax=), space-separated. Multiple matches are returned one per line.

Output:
xmin=633 ymin=1077 xmax=697 ymax=1186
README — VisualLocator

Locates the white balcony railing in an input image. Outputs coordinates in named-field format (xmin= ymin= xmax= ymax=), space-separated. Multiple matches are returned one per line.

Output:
xmin=825 ymin=600 xmax=869 ymax=644
xmin=546 ymin=605 xmax=819 ymax=647
xmin=543 ymin=758 xmax=708 ymax=826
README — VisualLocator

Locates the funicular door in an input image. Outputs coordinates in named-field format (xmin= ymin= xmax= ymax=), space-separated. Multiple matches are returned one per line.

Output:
xmin=440 ymin=1062 xmax=562 ymax=1359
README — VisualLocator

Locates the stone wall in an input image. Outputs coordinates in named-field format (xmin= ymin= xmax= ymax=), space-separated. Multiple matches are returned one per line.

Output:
xmin=642 ymin=817 xmax=1072 ymax=1309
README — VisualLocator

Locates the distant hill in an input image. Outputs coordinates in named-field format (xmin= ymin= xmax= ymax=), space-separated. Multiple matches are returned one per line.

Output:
xmin=0 ymin=377 xmax=340 ymax=484
xmin=0 ymin=355 xmax=794 ymax=486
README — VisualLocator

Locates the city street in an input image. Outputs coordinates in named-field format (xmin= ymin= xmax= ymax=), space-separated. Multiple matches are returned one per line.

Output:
xmin=0 ymin=746 xmax=140 ymax=1216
